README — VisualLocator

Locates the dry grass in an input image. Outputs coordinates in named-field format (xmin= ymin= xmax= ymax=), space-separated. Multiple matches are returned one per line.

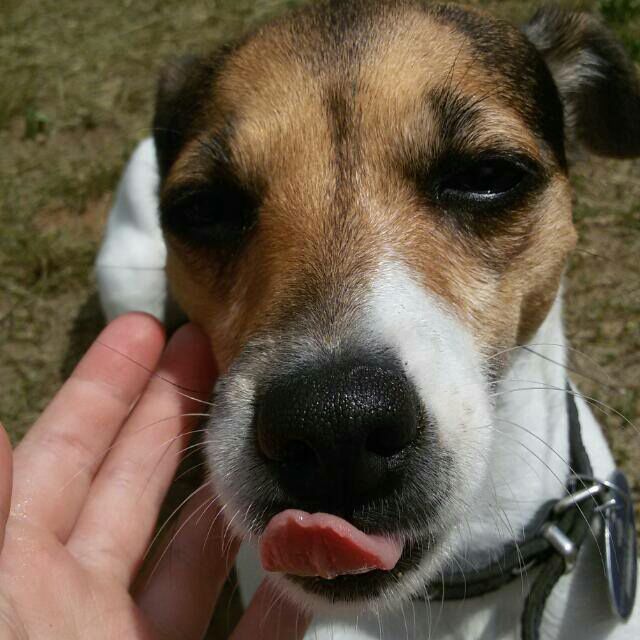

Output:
xmin=0 ymin=0 xmax=639 ymax=634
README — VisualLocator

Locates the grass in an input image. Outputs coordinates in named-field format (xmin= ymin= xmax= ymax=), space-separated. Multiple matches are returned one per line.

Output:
xmin=0 ymin=0 xmax=639 ymax=633
xmin=599 ymin=0 xmax=640 ymax=58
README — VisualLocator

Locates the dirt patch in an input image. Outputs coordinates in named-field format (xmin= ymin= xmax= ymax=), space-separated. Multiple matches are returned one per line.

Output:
xmin=565 ymin=155 xmax=640 ymax=523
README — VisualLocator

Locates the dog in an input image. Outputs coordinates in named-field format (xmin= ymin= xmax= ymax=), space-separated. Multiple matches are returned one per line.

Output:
xmin=96 ymin=1 xmax=640 ymax=638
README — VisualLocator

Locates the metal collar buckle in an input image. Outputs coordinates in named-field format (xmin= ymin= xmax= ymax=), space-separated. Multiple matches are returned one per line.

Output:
xmin=542 ymin=482 xmax=606 ymax=573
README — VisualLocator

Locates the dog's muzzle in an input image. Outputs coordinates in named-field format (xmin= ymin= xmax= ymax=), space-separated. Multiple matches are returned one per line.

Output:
xmin=255 ymin=359 xmax=421 ymax=514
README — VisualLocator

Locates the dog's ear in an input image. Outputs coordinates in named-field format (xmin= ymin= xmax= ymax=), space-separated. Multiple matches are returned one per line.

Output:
xmin=523 ymin=6 xmax=640 ymax=158
xmin=153 ymin=55 xmax=214 ymax=179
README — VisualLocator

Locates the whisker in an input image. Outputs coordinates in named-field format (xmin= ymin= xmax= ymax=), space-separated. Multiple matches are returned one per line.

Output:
xmin=202 ymin=500 xmax=231 ymax=555
xmin=521 ymin=345 xmax=617 ymax=390
xmin=144 ymin=481 xmax=213 ymax=564
xmin=490 ymin=383 xmax=638 ymax=433
xmin=200 ymin=482 xmax=254 ymax=553
xmin=96 ymin=338 xmax=215 ymax=401
xmin=174 ymin=458 xmax=209 ymax=482
xmin=59 ymin=417 xmax=210 ymax=494
xmin=171 ymin=436 xmax=211 ymax=460
xmin=142 ymin=481 xmax=213 ymax=586
xmin=476 ymin=423 xmax=606 ymax=569
xmin=481 ymin=341 xmax=613 ymax=385
xmin=173 ymin=435 xmax=214 ymax=463
xmin=222 ymin=509 xmax=242 ymax=555
xmin=135 ymin=425 xmax=213 ymax=503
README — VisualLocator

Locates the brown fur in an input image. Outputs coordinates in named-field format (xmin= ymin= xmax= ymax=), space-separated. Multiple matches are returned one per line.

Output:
xmin=161 ymin=1 xmax=579 ymax=372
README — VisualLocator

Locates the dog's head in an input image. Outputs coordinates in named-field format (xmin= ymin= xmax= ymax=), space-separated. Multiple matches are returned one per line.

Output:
xmin=152 ymin=0 xmax=640 ymax=611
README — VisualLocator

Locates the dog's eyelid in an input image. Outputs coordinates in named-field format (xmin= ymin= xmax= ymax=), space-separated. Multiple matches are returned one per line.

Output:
xmin=447 ymin=149 xmax=542 ymax=173
xmin=411 ymin=148 xmax=551 ymax=221
xmin=416 ymin=148 xmax=544 ymax=190
xmin=159 ymin=173 xmax=261 ymax=249
xmin=161 ymin=170 xmax=259 ymax=205
xmin=161 ymin=184 xmax=207 ymax=207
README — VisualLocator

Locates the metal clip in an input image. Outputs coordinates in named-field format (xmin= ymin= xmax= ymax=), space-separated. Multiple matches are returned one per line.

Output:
xmin=553 ymin=483 xmax=605 ymax=516
xmin=595 ymin=498 xmax=620 ymax=514
xmin=541 ymin=523 xmax=577 ymax=573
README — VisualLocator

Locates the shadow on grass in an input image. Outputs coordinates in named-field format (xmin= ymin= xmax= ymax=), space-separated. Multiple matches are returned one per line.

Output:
xmin=60 ymin=291 xmax=105 ymax=380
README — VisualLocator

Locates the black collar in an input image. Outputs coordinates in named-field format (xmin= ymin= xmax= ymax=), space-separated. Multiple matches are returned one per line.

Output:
xmin=422 ymin=384 xmax=605 ymax=640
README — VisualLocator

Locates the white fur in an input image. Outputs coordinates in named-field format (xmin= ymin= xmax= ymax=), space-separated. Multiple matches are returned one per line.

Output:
xmin=95 ymin=138 xmax=168 ymax=321
xmin=97 ymin=138 xmax=639 ymax=639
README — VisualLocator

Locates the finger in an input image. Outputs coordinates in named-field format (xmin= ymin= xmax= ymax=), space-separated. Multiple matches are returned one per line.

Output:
xmin=135 ymin=485 xmax=240 ymax=640
xmin=67 ymin=323 xmax=216 ymax=585
xmin=0 ymin=422 xmax=13 ymax=551
xmin=230 ymin=580 xmax=311 ymax=640
xmin=11 ymin=313 xmax=165 ymax=540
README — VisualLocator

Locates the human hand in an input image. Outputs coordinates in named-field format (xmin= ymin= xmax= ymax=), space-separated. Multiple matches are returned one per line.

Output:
xmin=0 ymin=313 xmax=309 ymax=639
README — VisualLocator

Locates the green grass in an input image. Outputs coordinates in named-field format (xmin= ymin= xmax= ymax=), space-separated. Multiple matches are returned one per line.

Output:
xmin=599 ymin=0 xmax=640 ymax=58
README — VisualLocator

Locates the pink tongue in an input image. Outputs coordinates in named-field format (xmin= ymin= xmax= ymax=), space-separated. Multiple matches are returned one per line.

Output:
xmin=259 ymin=510 xmax=403 ymax=579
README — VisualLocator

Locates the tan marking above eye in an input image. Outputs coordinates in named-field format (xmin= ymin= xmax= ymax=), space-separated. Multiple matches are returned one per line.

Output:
xmin=162 ymin=5 xmax=574 ymax=371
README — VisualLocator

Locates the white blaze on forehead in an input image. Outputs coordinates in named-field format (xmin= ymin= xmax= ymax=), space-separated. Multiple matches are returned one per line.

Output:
xmin=365 ymin=260 xmax=493 ymax=466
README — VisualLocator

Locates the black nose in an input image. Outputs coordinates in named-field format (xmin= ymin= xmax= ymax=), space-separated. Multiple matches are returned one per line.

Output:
xmin=255 ymin=360 xmax=420 ymax=512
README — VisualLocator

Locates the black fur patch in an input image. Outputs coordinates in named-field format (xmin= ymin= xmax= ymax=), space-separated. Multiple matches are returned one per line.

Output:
xmin=524 ymin=7 xmax=640 ymax=158
xmin=153 ymin=47 xmax=234 ymax=179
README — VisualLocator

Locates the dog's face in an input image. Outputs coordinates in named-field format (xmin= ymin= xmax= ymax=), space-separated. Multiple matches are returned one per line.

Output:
xmin=153 ymin=0 xmax=640 ymax=611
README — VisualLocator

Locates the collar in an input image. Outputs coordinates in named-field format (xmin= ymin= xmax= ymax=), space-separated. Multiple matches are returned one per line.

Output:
xmin=421 ymin=384 xmax=606 ymax=640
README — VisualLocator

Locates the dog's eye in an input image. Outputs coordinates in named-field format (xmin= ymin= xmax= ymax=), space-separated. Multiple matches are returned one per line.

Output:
xmin=437 ymin=157 xmax=530 ymax=205
xmin=161 ymin=180 xmax=259 ymax=247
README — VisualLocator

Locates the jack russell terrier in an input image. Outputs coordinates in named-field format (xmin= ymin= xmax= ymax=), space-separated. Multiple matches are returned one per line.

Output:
xmin=96 ymin=1 xmax=640 ymax=638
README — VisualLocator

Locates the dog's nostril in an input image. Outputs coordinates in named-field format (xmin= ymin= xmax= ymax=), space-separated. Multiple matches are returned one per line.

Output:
xmin=281 ymin=439 xmax=317 ymax=465
xmin=257 ymin=417 xmax=319 ymax=465
xmin=367 ymin=423 xmax=413 ymax=457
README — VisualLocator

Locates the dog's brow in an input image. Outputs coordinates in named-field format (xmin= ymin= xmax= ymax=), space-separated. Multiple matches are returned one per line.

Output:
xmin=196 ymin=130 xmax=233 ymax=168
xmin=162 ymin=124 xmax=242 ymax=193
xmin=423 ymin=85 xmax=544 ymax=164
xmin=427 ymin=85 xmax=484 ymax=151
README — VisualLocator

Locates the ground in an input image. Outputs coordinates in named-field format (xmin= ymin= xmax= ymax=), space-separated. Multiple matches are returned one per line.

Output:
xmin=0 ymin=0 xmax=639 ymax=633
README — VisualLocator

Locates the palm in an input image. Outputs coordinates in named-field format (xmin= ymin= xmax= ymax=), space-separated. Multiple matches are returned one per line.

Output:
xmin=1 ymin=515 xmax=162 ymax=639
xmin=0 ymin=315 xmax=307 ymax=640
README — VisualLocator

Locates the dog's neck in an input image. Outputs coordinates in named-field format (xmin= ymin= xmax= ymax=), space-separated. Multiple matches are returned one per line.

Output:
xmin=415 ymin=291 xmax=627 ymax=639
xmin=451 ymin=292 xmax=572 ymax=568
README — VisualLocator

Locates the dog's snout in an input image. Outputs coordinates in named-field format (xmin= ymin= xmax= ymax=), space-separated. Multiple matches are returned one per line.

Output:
xmin=255 ymin=361 xmax=420 ymax=509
